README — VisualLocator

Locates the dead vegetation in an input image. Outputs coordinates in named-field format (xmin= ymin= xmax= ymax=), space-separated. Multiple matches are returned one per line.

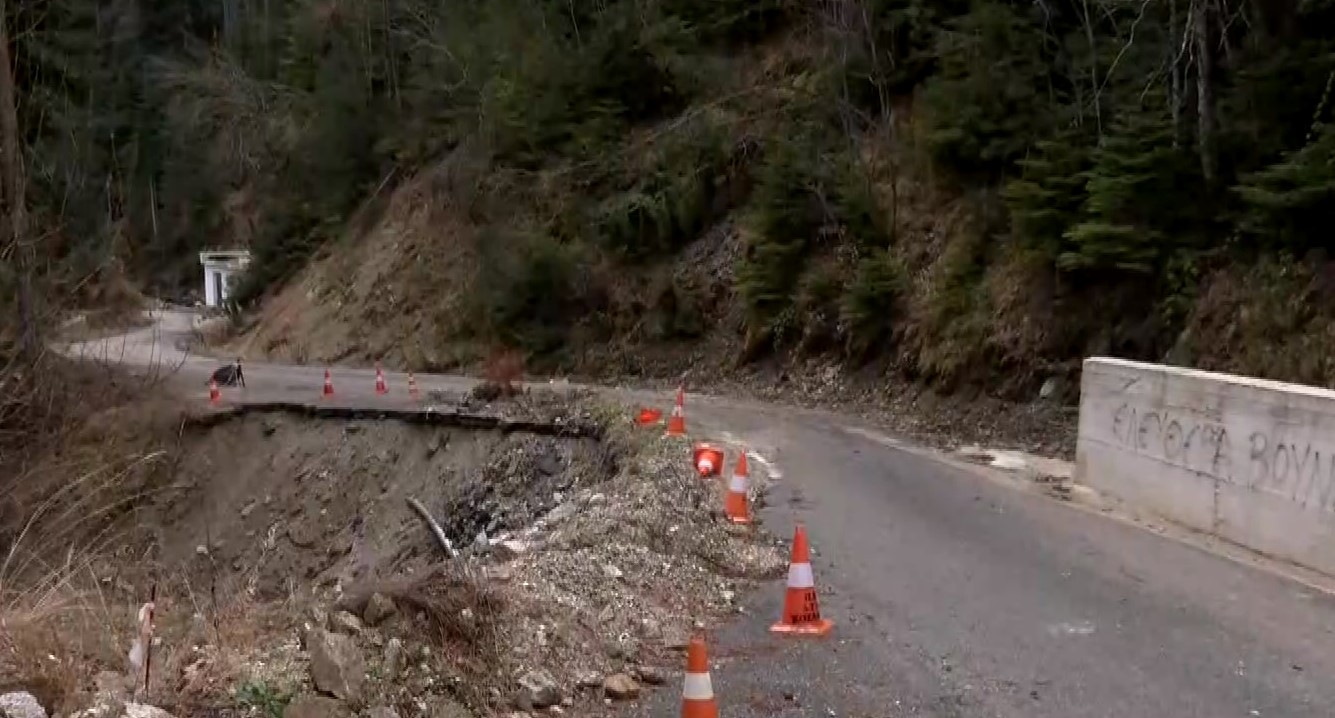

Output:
xmin=472 ymin=349 xmax=525 ymax=402
xmin=350 ymin=570 xmax=505 ymax=654
xmin=0 ymin=353 xmax=183 ymax=716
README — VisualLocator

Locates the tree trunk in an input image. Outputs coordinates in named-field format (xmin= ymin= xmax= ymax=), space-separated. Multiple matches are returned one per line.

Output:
xmin=0 ymin=0 xmax=36 ymax=359
xmin=1169 ymin=0 xmax=1183 ymax=148
xmin=1193 ymin=0 xmax=1218 ymax=188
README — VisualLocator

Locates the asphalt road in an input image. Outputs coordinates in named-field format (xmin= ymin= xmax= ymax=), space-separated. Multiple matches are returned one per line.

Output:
xmin=69 ymin=310 xmax=1335 ymax=717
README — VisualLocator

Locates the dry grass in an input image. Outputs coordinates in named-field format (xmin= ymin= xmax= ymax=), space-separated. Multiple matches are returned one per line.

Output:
xmin=0 ymin=593 xmax=122 ymax=713
xmin=159 ymin=581 xmax=304 ymax=714
xmin=1180 ymin=256 xmax=1335 ymax=387
xmin=0 ymin=352 xmax=183 ymax=715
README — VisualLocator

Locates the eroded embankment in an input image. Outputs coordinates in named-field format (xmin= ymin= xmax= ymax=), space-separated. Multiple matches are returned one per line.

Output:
xmin=27 ymin=389 xmax=783 ymax=718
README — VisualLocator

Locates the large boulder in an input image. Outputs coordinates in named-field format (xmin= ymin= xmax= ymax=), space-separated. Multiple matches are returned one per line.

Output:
xmin=308 ymin=629 xmax=366 ymax=700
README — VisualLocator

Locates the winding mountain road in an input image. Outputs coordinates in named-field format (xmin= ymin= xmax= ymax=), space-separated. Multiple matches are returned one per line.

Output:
xmin=68 ymin=309 xmax=1335 ymax=717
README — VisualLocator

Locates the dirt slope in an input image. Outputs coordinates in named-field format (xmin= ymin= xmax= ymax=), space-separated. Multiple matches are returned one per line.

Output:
xmin=12 ymin=388 xmax=784 ymax=717
xmin=227 ymin=180 xmax=483 ymax=369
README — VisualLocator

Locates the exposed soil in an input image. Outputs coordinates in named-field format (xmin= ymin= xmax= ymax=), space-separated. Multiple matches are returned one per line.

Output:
xmin=149 ymin=408 xmax=611 ymax=601
xmin=16 ymin=388 xmax=784 ymax=718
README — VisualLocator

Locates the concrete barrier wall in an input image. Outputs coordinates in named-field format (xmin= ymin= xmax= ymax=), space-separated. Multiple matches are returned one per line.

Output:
xmin=1077 ymin=357 xmax=1335 ymax=576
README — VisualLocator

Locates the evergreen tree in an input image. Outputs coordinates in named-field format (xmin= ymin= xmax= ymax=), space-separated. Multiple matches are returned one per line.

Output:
xmin=1062 ymin=104 xmax=1202 ymax=273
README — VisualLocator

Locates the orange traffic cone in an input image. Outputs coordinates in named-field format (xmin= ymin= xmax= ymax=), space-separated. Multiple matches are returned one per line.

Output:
xmin=680 ymin=636 xmax=719 ymax=718
xmin=374 ymin=362 xmax=388 ymax=395
xmin=322 ymin=369 xmax=335 ymax=398
xmin=636 ymin=407 xmax=663 ymax=426
xmin=407 ymin=371 xmax=420 ymax=402
xmin=693 ymin=442 xmax=724 ymax=478
xmin=665 ymin=386 xmax=687 ymax=436
xmin=725 ymin=452 xmax=751 ymax=524
xmin=771 ymin=524 xmax=833 ymax=637
xmin=208 ymin=379 xmax=221 ymax=405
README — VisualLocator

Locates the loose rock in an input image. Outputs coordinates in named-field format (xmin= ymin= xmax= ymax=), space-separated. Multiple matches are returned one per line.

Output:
xmin=287 ymin=525 xmax=318 ymax=548
xmin=123 ymin=706 xmax=176 ymax=718
xmin=327 ymin=610 xmax=364 ymax=635
xmin=575 ymin=671 xmax=602 ymax=690
xmin=492 ymin=540 xmax=528 ymax=561
xmin=71 ymin=703 xmax=177 ymax=718
xmin=661 ymin=626 xmax=691 ymax=651
xmin=516 ymin=669 xmax=562 ymax=710
xmin=634 ymin=665 xmax=669 ymax=686
xmin=603 ymin=674 xmax=641 ymax=701
xmin=0 ymin=692 xmax=46 ymax=718
xmin=284 ymin=695 xmax=348 ymax=718
xmin=383 ymin=637 xmax=405 ymax=681
xmin=363 ymin=592 xmax=397 ymax=626
xmin=308 ymin=629 xmax=366 ymax=700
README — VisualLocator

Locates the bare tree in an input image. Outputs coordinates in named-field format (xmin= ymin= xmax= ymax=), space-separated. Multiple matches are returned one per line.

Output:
xmin=1193 ymin=0 xmax=1218 ymax=187
xmin=0 ymin=0 xmax=36 ymax=359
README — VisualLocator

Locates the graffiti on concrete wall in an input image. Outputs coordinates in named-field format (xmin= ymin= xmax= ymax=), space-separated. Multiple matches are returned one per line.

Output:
xmin=1110 ymin=403 xmax=1233 ymax=480
xmin=1244 ymin=431 xmax=1335 ymax=511
xmin=1109 ymin=402 xmax=1335 ymax=512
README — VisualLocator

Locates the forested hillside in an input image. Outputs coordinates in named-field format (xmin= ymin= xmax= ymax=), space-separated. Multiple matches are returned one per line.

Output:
xmin=7 ymin=0 xmax=1335 ymax=394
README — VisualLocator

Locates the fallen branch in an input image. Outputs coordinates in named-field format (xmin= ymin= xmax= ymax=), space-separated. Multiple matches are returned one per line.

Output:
xmin=406 ymin=497 xmax=458 ymax=559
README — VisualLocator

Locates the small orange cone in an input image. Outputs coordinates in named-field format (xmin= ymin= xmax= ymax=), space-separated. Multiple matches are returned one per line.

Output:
xmin=665 ymin=386 xmax=687 ymax=436
xmin=208 ymin=379 xmax=221 ymax=405
xmin=407 ymin=371 xmax=420 ymax=402
xmin=680 ymin=636 xmax=719 ymax=718
xmin=725 ymin=452 xmax=751 ymax=524
xmin=636 ymin=407 xmax=663 ymax=426
xmin=770 ymin=524 xmax=833 ymax=637
xmin=322 ymin=369 xmax=335 ymax=398
xmin=374 ymin=362 xmax=389 ymax=395
xmin=693 ymin=442 xmax=724 ymax=478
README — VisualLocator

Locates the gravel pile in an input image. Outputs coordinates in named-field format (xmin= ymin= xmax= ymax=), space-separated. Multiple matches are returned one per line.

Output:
xmin=473 ymin=408 xmax=787 ymax=712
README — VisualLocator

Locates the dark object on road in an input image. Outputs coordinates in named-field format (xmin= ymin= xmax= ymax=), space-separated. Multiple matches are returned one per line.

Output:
xmin=473 ymin=349 xmax=523 ymax=401
xmin=210 ymin=358 xmax=246 ymax=388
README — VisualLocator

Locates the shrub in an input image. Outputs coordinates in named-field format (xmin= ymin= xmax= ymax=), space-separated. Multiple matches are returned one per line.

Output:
xmin=737 ymin=131 xmax=829 ymax=331
xmin=594 ymin=116 xmax=739 ymax=260
xmin=470 ymin=228 xmax=592 ymax=357
xmin=841 ymin=249 xmax=907 ymax=358
xmin=739 ymin=128 xmax=891 ymax=347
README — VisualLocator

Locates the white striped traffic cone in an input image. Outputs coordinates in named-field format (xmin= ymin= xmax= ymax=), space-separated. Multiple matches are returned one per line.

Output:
xmin=680 ymin=635 xmax=719 ymax=718
xmin=770 ymin=523 xmax=833 ymax=637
